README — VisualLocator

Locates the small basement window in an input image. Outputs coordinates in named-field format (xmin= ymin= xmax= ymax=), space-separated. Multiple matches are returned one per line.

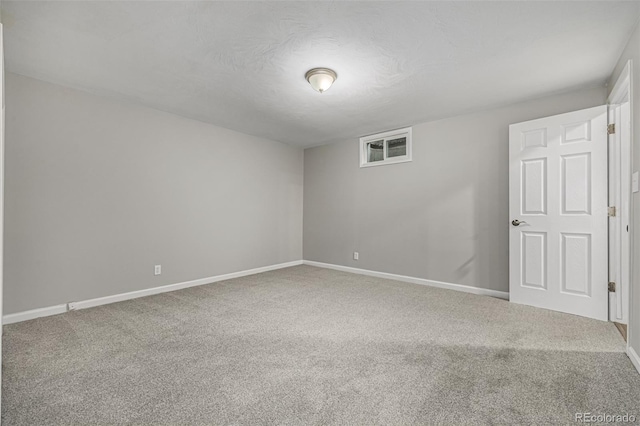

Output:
xmin=359 ymin=127 xmax=412 ymax=167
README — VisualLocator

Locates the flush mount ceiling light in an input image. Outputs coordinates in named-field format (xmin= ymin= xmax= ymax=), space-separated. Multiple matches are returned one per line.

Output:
xmin=305 ymin=68 xmax=337 ymax=93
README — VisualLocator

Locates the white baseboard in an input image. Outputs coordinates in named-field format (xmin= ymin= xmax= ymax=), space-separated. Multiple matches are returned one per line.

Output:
xmin=3 ymin=304 xmax=68 ymax=325
xmin=628 ymin=346 xmax=640 ymax=375
xmin=3 ymin=260 xmax=303 ymax=325
xmin=303 ymin=260 xmax=509 ymax=300
xmin=67 ymin=260 xmax=302 ymax=311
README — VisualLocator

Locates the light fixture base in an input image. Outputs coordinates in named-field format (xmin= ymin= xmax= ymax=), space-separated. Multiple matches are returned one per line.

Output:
xmin=305 ymin=68 xmax=338 ymax=93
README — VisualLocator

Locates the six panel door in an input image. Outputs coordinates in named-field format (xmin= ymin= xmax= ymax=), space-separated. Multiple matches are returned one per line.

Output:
xmin=509 ymin=106 xmax=608 ymax=321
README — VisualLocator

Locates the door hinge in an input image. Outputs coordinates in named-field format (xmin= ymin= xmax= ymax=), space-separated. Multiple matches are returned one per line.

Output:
xmin=608 ymin=206 xmax=617 ymax=217
xmin=608 ymin=123 xmax=616 ymax=135
xmin=608 ymin=282 xmax=616 ymax=292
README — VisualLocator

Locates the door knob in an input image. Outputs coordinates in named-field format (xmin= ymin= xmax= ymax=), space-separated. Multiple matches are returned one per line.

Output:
xmin=512 ymin=219 xmax=527 ymax=226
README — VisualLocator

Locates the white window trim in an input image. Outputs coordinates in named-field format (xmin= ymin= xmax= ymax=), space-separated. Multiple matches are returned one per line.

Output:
xmin=359 ymin=127 xmax=412 ymax=168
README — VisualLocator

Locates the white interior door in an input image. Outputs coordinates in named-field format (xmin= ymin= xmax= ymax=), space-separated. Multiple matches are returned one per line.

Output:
xmin=509 ymin=106 xmax=608 ymax=321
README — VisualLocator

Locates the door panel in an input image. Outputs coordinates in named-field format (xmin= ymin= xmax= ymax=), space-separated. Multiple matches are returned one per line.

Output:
xmin=509 ymin=106 xmax=608 ymax=321
xmin=522 ymin=158 xmax=547 ymax=214
xmin=522 ymin=231 xmax=546 ymax=289
xmin=561 ymin=153 xmax=591 ymax=214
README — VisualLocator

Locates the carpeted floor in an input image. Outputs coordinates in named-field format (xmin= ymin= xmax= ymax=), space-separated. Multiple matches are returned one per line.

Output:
xmin=2 ymin=265 xmax=639 ymax=425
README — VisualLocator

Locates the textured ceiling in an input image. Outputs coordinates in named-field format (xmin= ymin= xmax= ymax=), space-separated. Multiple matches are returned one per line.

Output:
xmin=3 ymin=1 xmax=640 ymax=147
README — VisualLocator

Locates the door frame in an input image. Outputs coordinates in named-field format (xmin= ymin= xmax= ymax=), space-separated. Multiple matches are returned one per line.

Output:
xmin=607 ymin=60 xmax=632 ymax=340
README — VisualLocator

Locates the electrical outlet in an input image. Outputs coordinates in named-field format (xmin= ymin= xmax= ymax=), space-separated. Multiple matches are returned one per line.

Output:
xmin=353 ymin=252 xmax=359 ymax=260
xmin=154 ymin=265 xmax=162 ymax=276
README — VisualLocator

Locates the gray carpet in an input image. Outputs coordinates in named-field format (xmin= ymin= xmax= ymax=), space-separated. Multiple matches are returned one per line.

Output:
xmin=2 ymin=265 xmax=639 ymax=425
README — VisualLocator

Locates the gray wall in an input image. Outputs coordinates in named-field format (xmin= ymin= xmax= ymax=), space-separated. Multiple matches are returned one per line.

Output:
xmin=304 ymin=87 xmax=606 ymax=293
xmin=609 ymin=21 xmax=640 ymax=360
xmin=4 ymin=73 xmax=303 ymax=315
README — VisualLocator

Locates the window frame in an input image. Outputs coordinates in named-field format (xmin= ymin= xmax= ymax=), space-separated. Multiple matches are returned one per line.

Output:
xmin=359 ymin=127 xmax=412 ymax=168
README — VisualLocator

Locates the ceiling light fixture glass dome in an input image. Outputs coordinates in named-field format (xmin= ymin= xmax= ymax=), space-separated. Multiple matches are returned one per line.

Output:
xmin=305 ymin=68 xmax=337 ymax=93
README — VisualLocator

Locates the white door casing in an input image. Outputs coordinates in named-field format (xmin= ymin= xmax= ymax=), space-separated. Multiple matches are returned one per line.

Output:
xmin=608 ymin=102 xmax=631 ymax=324
xmin=609 ymin=104 xmax=622 ymax=322
xmin=509 ymin=106 xmax=608 ymax=321
xmin=607 ymin=60 xmax=632 ymax=326
xmin=617 ymin=101 xmax=631 ymax=324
